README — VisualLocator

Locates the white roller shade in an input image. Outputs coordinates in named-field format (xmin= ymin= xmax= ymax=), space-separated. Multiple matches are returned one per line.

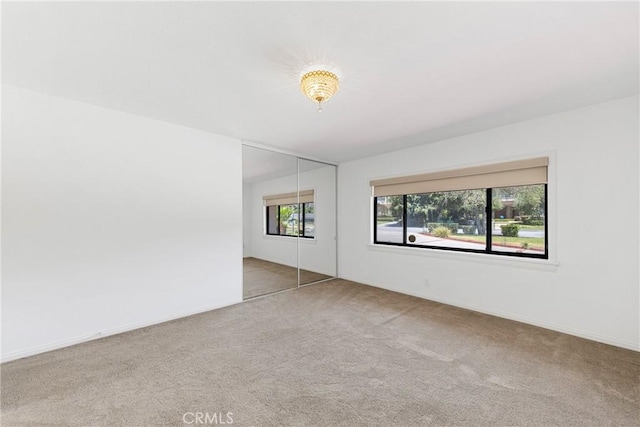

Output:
xmin=370 ymin=157 xmax=548 ymax=197
xmin=263 ymin=189 xmax=314 ymax=206
xmin=298 ymin=189 xmax=314 ymax=204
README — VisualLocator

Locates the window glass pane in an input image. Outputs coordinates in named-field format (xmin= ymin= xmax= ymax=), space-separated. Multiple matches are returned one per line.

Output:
xmin=492 ymin=185 xmax=546 ymax=255
xmin=303 ymin=202 xmax=315 ymax=237
xmin=279 ymin=204 xmax=299 ymax=236
xmin=267 ymin=206 xmax=278 ymax=235
xmin=376 ymin=196 xmax=404 ymax=244
xmin=405 ymin=190 xmax=487 ymax=250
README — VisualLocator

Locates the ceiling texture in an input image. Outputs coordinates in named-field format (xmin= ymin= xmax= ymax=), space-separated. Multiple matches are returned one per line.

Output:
xmin=3 ymin=2 xmax=638 ymax=163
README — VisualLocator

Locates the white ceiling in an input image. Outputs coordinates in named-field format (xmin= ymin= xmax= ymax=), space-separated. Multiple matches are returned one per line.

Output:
xmin=3 ymin=2 xmax=638 ymax=163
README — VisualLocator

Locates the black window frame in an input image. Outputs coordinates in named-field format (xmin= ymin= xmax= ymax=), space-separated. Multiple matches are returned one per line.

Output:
xmin=373 ymin=185 xmax=548 ymax=259
xmin=266 ymin=202 xmax=315 ymax=239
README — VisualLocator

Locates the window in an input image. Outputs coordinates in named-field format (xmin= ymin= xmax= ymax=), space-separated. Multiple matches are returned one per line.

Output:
xmin=376 ymin=196 xmax=403 ymax=244
xmin=371 ymin=158 xmax=548 ymax=259
xmin=263 ymin=191 xmax=315 ymax=238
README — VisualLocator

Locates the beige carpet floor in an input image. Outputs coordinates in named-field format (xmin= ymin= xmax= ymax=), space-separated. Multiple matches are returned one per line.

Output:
xmin=243 ymin=257 xmax=331 ymax=299
xmin=1 ymin=280 xmax=638 ymax=426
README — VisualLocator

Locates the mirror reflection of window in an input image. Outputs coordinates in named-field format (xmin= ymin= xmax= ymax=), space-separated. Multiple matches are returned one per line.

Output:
xmin=266 ymin=205 xmax=279 ymax=235
xmin=298 ymin=159 xmax=337 ymax=286
xmin=242 ymin=145 xmax=337 ymax=299
xmin=242 ymin=145 xmax=298 ymax=299
xmin=303 ymin=202 xmax=315 ymax=238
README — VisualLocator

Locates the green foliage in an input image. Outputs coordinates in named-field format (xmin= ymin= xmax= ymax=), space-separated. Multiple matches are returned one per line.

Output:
xmin=492 ymin=193 xmax=504 ymax=211
xmin=384 ymin=189 xmax=494 ymax=238
xmin=388 ymin=196 xmax=404 ymax=220
xmin=406 ymin=194 xmax=427 ymax=226
xmin=433 ymin=226 xmax=450 ymax=238
xmin=279 ymin=205 xmax=294 ymax=220
xmin=513 ymin=185 xmax=545 ymax=217
xmin=522 ymin=217 xmax=544 ymax=226
xmin=500 ymin=223 xmax=520 ymax=237
xmin=460 ymin=225 xmax=476 ymax=235
xmin=427 ymin=222 xmax=459 ymax=233
xmin=279 ymin=205 xmax=294 ymax=233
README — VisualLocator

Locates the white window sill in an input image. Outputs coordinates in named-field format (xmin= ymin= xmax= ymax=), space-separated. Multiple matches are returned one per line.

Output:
xmin=263 ymin=234 xmax=317 ymax=244
xmin=367 ymin=243 xmax=558 ymax=272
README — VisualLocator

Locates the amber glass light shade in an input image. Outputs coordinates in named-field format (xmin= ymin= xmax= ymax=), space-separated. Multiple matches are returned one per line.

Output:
xmin=300 ymin=70 xmax=339 ymax=111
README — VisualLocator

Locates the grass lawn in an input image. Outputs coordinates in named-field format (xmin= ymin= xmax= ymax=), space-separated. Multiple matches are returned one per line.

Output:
xmin=518 ymin=225 xmax=544 ymax=230
xmin=449 ymin=234 xmax=545 ymax=251
xmin=493 ymin=221 xmax=543 ymax=230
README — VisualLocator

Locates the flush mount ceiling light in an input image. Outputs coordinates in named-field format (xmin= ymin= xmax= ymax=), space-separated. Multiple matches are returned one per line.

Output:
xmin=300 ymin=70 xmax=339 ymax=112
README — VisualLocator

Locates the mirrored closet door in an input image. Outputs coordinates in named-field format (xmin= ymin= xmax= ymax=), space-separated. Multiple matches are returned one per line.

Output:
xmin=242 ymin=145 xmax=299 ymax=299
xmin=298 ymin=158 xmax=337 ymax=286
xmin=242 ymin=145 xmax=337 ymax=300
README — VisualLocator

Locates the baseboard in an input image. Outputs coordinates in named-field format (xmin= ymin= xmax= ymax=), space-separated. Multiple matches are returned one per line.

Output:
xmin=340 ymin=275 xmax=639 ymax=352
xmin=1 ymin=298 xmax=242 ymax=363
xmin=4 ymin=279 xmax=636 ymax=362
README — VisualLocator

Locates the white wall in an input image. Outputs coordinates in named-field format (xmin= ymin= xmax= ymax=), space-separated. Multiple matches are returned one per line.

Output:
xmin=247 ymin=165 xmax=337 ymax=276
xmin=338 ymin=95 xmax=639 ymax=350
xmin=246 ymin=174 xmax=298 ymax=269
xmin=2 ymin=85 xmax=243 ymax=361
